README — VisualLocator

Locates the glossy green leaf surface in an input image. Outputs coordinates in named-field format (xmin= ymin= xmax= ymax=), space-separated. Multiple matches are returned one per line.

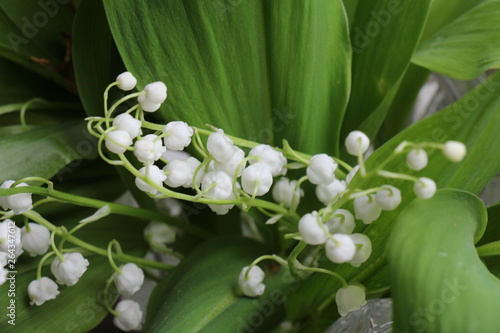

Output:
xmin=286 ymin=72 xmax=500 ymax=320
xmin=146 ymin=237 xmax=293 ymax=332
xmin=340 ymin=0 xmax=431 ymax=151
xmin=264 ymin=0 xmax=351 ymax=154
xmin=413 ymin=1 xmax=500 ymax=80
xmin=0 ymin=120 xmax=97 ymax=181
xmin=387 ymin=189 xmax=500 ymax=333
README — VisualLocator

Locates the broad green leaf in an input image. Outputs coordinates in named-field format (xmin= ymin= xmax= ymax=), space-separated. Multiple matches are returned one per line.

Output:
xmin=413 ymin=1 xmax=500 ymax=80
xmin=387 ymin=189 xmax=500 ymax=333
xmin=286 ymin=72 xmax=500 ymax=320
xmin=146 ymin=237 xmax=292 ymax=332
xmin=476 ymin=204 xmax=500 ymax=278
xmin=73 ymin=0 xmax=124 ymax=116
xmin=104 ymin=0 xmax=271 ymax=141
xmin=264 ymin=0 xmax=351 ymax=154
xmin=0 ymin=120 xmax=97 ymax=181
xmin=0 ymin=1 xmax=75 ymax=89
xmin=342 ymin=0 xmax=359 ymax=30
xmin=340 ymin=0 xmax=431 ymax=156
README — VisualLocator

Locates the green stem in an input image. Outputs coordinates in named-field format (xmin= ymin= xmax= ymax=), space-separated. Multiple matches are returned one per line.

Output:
xmin=104 ymin=274 xmax=119 ymax=316
xmin=36 ymin=251 xmax=55 ymax=280
xmin=245 ymin=254 xmax=288 ymax=279
xmin=108 ymin=240 xmax=123 ymax=274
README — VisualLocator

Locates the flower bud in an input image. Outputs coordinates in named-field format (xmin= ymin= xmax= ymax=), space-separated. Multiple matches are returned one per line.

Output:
xmin=307 ymin=154 xmax=338 ymax=185
xmin=325 ymin=234 xmax=356 ymax=263
xmin=207 ymin=129 xmax=237 ymax=163
xmin=116 ymin=71 xmax=136 ymax=91
xmin=21 ymin=223 xmax=51 ymax=256
xmin=272 ymin=177 xmax=304 ymax=208
xmin=241 ymin=163 xmax=273 ymax=196
xmin=114 ymin=263 xmax=145 ymax=297
xmin=28 ymin=277 xmax=60 ymax=306
xmin=375 ymin=185 xmax=402 ymax=211
xmin=113 ymin=113 xmax=142 ymax=138
xmin=163 ymin=160 xmax=193 ymax=188
xmin=238 ymin=265 xmax=266 ymax=297
xmin=162 ymin=121 xmax=193 ymax=150
xmin=353 ymin=195 xmax=381 ymax=224
xmin=248 ymin=144 xmax=286 ymax=176
xmin=135 ymin=165 xmax=166 ymax=194
xmin=406 ymin=148 xmax=428 ymax=171
xmin=413 ymin=177 xmax=436 ymax=199
xmin=138 ymin=95 xmax=161 ymax=112
xmin=143 ymin=81 xmax=167 ymax=104
xmin=298 ymin=212 xmax=327 ymax=245
xmin=0 ymin=220 xmax=23 ymax=257
xmin=349 ymin=234 xmax=372 ymax=267
xmin=316 ymin=179 xmax=346 ymax=205
xmin=213 ymin=147 xmax=246 ymax=177
xmin=201 ymin=171 xmax=233 ymax=199
xmin=443 ymin=140 xmax=466 ymax=162
xmin=325 ymin=209 xmax=355 ymax=234
xmin=335 ymin=284 xmax=367 ymax=317
xmin=105 ymin=130 xmax=132 ymax=154
xmin=345 ymin=131 xmax=370 ymax=156
xmin=134 ymin=134 xmax=166 ymax=164
xmin=51 ymin=252 xmax=89 ymax=286
xmin=144 ymin=221 xmax=176 ymax=245
xmin=113 ymin=300 xmax=143 ymax=331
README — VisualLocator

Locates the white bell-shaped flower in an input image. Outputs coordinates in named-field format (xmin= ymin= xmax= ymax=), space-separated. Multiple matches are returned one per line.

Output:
xmin=113 ymin=300 xmax=143 ymax=332
xmin=307 ymin=154 xmax=337 ymax=185
xmin=144 ymin=221 xmax=176 ymax=245
xmin=142 ymin=81 xmax=167 ymax=104
xmin=298 ymin=212 xmax=327 ymax=245
xmin=406 ymin=148 xmax=428 ymax=171
xmin=207 ymin=129 xmax=237 ymax=163
xmin=201 ymin=171 xmax=233 ymax=199
xmin=0 ymin=220 xmax=23 ymax=257
xmin=349 ymin=234 xmax=372 ymax=267
xmin=208 ymin=189 xmax=236 ymax=215
xmin=248 ymin=144 xmax=286 ymax=176
xmin=238 ymin=265 xmax=266 ymax=297
xmin=137 ymin=95 xmax=161 ymax=112
xmin=325 ymin=234 xmax=356 ymax=263
xmin=163 ymin=160 xmax=193 ymax=188
xmin=353 ymin=194 xmax=381 ymax=224
xmin=105 ymin=130 xmax=132 ymax=155
xmin=345 ymin=131 xmax=370 ymax=156
xmin=414 ymin=177 xmax=436 ymax=199
xmin=375 ymin=185 xmax=402 ymax=211
xmin=443 ymin=140 xmax=466 ymax=162
xmin=135 ymin=165 xmax=166 ymax=195
xmin=162 ymin=149 xmax=190 ymax=162
xmin=186 ymin=157 xmax=204 ymax=188
xmin=116 ymin=72 xmax=137 ymax=91
xmin=0 ymin=251 xmax=8 ymax=267
xmin=162 ymin=121 xmax=193 ymax=151
xmin=134 ymin=134 xmax=166 ymax=164
xmin=114 ymin=263 xmax=145 ymax=297
xmin=51 ymin=252 xmax=89 ymax=286
xmin=325 ymin=209 xmax=356 ymax=235
xmin=272 ymin=177 xmax=304 ymax=208
xmin=21 ymin=223 xmax=51 ymax=256
xmin=113 ymin=113 xmax=142 ymax=138
xmin=213 ymin=147 xmax=246 ymax=177
xmin=0 ymin=180 xmax=33 ymax=214
xmin=316 ymin=179 xmax=346 ymax=205
xmin=335 ymin=284 xmax=367 ymax=317
xmin=345 ymin=165 xmax=360 ymax=186
xmin=241 ymin=163 xmax=273 ymax=196
xmin=28 ymin=277 xmax=60 ymax=306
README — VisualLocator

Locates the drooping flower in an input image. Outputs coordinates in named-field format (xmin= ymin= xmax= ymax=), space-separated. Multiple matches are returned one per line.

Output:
xmin=105 ymin=130 xmax=133 ymax=155
xmin=213 ymin=147 xmax=246 ymax=177
xmin=375 ymin=185 xmax=402 ymax=211
xmin=115 ymin=72 xmax=137 ymax=91
xmin=248 ymin=144 xmax=286 ymax=176
xmin=241 ymin=163 xmax=273 ymax=196
xmin=21 ymin=223 xmax=51 ymax=256
xmin=50 ymin=252 xmax=89 ymax=286
xmin=307 ymin=154 xmax=337 ymax=185
xmin=0 ymin=220 xmax=23 ymax=257
xmin=325 ymin=234 xmax=356 ymax=263
xmin=134 ymin=134 xmax=166 ymax=164
xmin=201 ymin=171 xmax=233 ymax=199
xmin=272 ymin=177 xmax=304 ymax=208
xmin=138 ymin=81 xmax=167 ymax=112
xmin=135 ymin=165 xmax=167 ymax=194
xmin=113 ymin=113 xmax=142 ymax=138
xmin=113 ymin=300 xmax=143 ymax=331
xmin=298 ymin=212 xmax=327 ymax=245
xmin=413 ymin=177 xmax=436 ymax=199
xmin=406 ymin=148 xmax=428 ymax=171
xmin=114 ymin=263 xmax=145 ymax=297
xmin=443 ymin=140 xmax=466 ymax=162
xmin=335 ymin=284 xmax=367 ymax=317
xmin=163 ymin=160 xmax=193 ymax=188
xmin=353 ymin=194 xmax=381 ymax=224
xmin=0 ymin=180 xmax=33 ymax=214
xmin=207 ymin=129 xmax=237 ymax=163
xmin=162 ymin=121 xmax=193 ymax=151
xmin=316 ymin=179 xmax=346 ymax=205
xmin=348 ymin=233 xmax=372 ymax=267
xmin=345 ymin=131 xmax=370 ymax=156
xmin=238 ymin=265 xmax=266 ymax=297
xmin=28 ymin=277 xmax=60 ymax=306
xmin=325 ymin=209 xmax=356 ymax=235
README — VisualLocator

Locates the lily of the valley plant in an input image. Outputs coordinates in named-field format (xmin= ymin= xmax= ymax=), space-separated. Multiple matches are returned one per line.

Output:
xmin=1 ymin=1 xmax=500 ymax=332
